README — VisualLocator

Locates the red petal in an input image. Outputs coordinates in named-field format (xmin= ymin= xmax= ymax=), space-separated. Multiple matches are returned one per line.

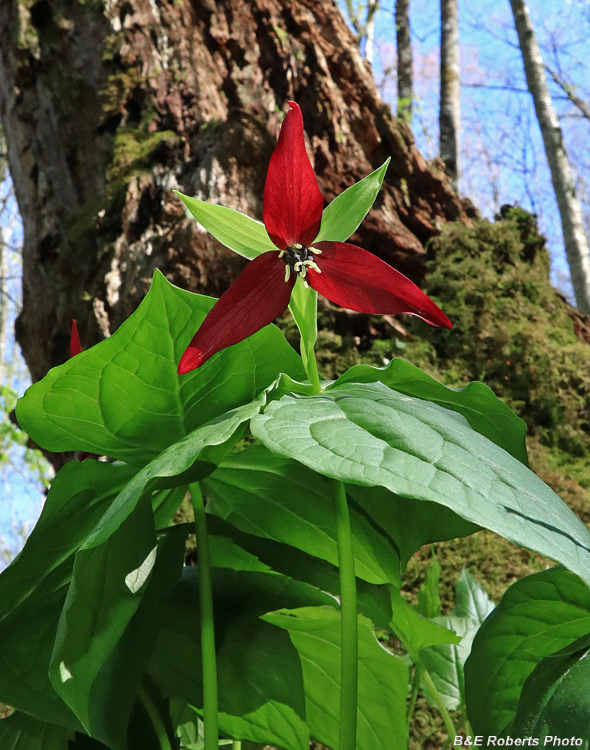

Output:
xmin=70 ymin=319 xmax=82 ymax=357
xmin=308 ymin=242 xmax=452 ymax=328
xmin=178 ymin=252 xmax=295 ymax=374
xmin=263 ymin=101 xmax=324 ymax=249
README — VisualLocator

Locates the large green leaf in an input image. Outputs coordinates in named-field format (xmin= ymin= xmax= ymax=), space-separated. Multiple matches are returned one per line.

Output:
xmin=205 ymin=515 xmax=394 ymax=630
xmin=83 ymin=396 xmax=265 ymax=549
xmin=510 ymin=635 xmax=590 ymax=742
xmin=348 ymin=483 xmax=478 ymax=570
xmin=148 ymin=568 xmax=332 ymax=750
xmin=0 ymin=462 xmax=137 ymax=730
xmin=0 ymin=712 xmax=68 ymax=750
xmin=202 ymin=444 xmax=401 ymax=586
xmin=264 ymin=607 xmax=409 ymax=750
xmin=420 ymin=570 xmax=495 ymax=711
xmin=250 ymin=382 xmax=590 ymax=587
xmin=50 ymin=504 xmax=185 ymax=748
xmin=16 ymin=271 xmax=304 ymax=464
xmin=465 ymin=567 xmax=590 ymax=736
xmin=314 ymin=159 xmax=390 ymax=242
xmin=330 ymin=357 xmax=528 ymax=465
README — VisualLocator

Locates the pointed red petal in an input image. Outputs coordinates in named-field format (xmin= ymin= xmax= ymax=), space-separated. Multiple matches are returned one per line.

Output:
xmin=178 ymin=252 xmax=295 ymax=374
xmin=70 ymin=319 xmax=82 ymax=357
xmin=308 ymin=242 xmax=452 ymax=328
xmin=263 ymin=101 xmax=324 ymax=249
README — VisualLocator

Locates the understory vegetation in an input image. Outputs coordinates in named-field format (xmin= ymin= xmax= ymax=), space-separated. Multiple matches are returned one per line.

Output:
xmin=279 ymin=205 xmax=590 ymax=749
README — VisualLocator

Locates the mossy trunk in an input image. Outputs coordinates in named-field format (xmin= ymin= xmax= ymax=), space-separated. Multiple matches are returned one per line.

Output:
xmin=0 ymin=0 xmax=472 ymax=465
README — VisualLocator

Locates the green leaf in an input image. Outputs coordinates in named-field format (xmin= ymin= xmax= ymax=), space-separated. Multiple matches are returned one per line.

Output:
xmin=416 ymin=555 xmax=442 ymax=618
xmin=314 ymin=159 xmax=390 ymax=242
xmin=0 ymin=462 xmax=136 ymax=730
xmin=48 ymin=499 xmax=156 ymax=738
xmin=251 ymin=382 xmax=590 ymax=588
xmin=205 ymin=515 xmax=394 ymax=630
xmin=329 ymin=357 xmax=528 ymax=465
xmin=348 ymin=483 xmax=479 ymax=570
xmin=202 ymin=444 xmax=401 ymax=585
xmin=148 ymin=569 xmax=330 ymax=750
xmin=263 ymin=606 xmax=409 ymax=750
xmin=389 ymin=588 xmax=460 ymax=657
xmin=420 ymin=570 xmax=495 ymax=711
xmin=83 ymin=396 xmax=265 ymax=549
xmin=175 ymin=193 xmax=276 ymax=260
xmin=51 ymin=516 xmax=185 ymax=748
xmin=0 ymin=711 xmax=68 ymax=750
xmin=510 ymin=635 xmax=590 ymax=743
xmin=465 ymin=567 xmax=590 ymax=736
xmin=17 ymin=271 xmax=304 ymax=464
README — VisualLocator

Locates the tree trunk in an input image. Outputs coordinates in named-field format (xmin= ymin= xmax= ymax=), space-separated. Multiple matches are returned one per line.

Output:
xmin=509 ymin=0 xmax=590 ymax=313
xmin=439 ymin=0 xmax=460 ymax=191
xmin=0 ymin=0 xmax=468 ymax=417
xmin=395 ymin=0 xmax=412 ymax=121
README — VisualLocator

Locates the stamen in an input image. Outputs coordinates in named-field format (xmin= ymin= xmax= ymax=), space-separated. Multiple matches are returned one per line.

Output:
xmin=302 ymin=278 xmax=309 ymax=288
xmin=293 ymin=243 xmax=303 ymax=250
xmin=302 ymin=260 xmax=321 ymax=273
xmin=293 ymin=261 xmax=303 ymax=272
xmin=308 ymin=246 xmax=321 ymax=255
xmin=278 ymin=249 xmax=286 ymax=259
xmin=284 ymin=265 xmax=291 ymax=282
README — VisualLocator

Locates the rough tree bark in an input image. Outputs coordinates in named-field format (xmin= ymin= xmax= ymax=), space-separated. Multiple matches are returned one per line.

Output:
xmin=395 ymin=0 xmax=412 ymax=121
xmin=509 ymin=0 xmax=590 ymax=314
xmin=0 ymin=0 xmax=470 ymax=465
xmin=439 ymin=0 xmax=460 ymax=191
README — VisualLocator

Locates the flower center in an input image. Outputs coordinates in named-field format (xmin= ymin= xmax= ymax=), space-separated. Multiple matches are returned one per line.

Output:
xmin=278 ymin=243 xmax=322 ymax=285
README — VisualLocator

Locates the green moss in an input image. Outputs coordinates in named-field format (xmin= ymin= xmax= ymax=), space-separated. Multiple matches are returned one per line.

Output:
xmin=107 ymin=127 xmax=179 ymax=193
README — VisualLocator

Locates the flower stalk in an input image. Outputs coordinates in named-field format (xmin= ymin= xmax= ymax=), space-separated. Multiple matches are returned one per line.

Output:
xmin=332 ymin=479 xmax=358 ymax=750
xmin=189 ymin=483 xmax=219 ymax=750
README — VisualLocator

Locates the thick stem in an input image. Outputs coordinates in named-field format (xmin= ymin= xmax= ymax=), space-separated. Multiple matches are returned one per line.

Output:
xmin=332 ymin=479 xmax=358 ymax=750
xmin=189 ymin=483 xmax=219 ymax=750
xmin=137 ymin=684 xmax=173 ymax=750
xmin=305 ymin=346 xmax=322 ymax=393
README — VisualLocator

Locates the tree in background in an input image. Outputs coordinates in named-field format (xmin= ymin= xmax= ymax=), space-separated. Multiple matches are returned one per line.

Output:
xmin=344 ymin=0 xmax=381 ymax=66
xmin=0 ymin=0 xmax=466 ymax=473
xmin=395 ymin=0 xmax=413 ymax=121
xmin=439 ymin=0 xmax=460 ymax=191
xmin=509 ymin=0 xmax=590 ymax=314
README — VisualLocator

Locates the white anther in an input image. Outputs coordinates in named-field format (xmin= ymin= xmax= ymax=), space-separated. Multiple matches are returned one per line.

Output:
xmin=303 ymin=260 xmax=321 ymax=273
xmin=308 ymin=246 xmax=321 ymax=255
xmin=284 ymin=265 xmax=291 ymax=282
xmin=278 ymin=249 xmax=286 ymax=259
xmin=293 ymin=261 xmax=303 ymax=272
xmin=293 ymin=242 xmax=303 ymax=250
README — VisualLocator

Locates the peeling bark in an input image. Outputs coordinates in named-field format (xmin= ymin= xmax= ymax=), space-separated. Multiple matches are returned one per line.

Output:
xmin=0 ymin=0 xmax=469 ymax=401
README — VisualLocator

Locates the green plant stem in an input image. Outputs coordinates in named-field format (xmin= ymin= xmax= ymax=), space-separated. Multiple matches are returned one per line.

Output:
xmin=190 ymin=483 xmax=219 ymax=750
xmin=332 ymin=479 xmax=358 ymax=750
xmin=137 ymin=684 xmax=173 ymax=750
xmin=305 ymin=346 xmax=322 ymax=393
xmin=417 ymin=662 xmax=457 ymax=740
xmin=406 ymin=665 xmax=421 ymax=731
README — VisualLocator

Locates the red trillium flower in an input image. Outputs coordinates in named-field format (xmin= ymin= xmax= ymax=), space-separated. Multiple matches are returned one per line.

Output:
xmin=178 ymin=102 xmax=451 ymax=374
xmin=70 ymin=319 xmax=82 ymax=357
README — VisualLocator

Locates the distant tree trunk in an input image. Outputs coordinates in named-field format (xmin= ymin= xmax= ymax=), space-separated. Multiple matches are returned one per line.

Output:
xmin=509 ymin=0 xmax=590 ymax=313
xmin=395 ymin=0 xmax=412 ymax=121
xmin=439 ymin=0 xmax=460 ymax=191
xmin=0 ymin=0 xmax=468 ymax=467
xmin=344 ymin=0 xmax=380 ymax=66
